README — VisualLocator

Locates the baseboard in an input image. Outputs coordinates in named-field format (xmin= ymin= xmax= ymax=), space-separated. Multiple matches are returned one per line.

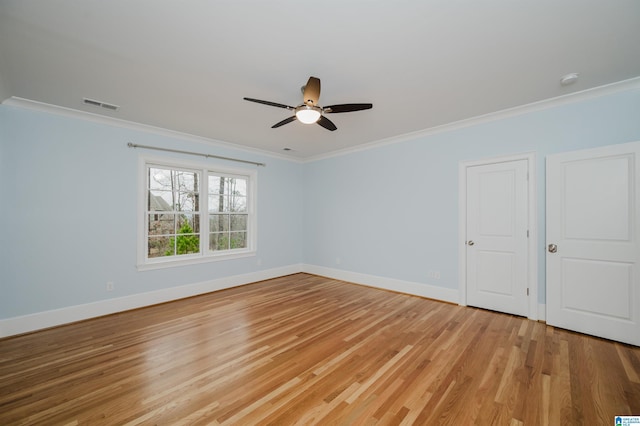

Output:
xmin=302 ymin=264 xmax=459 ymax=304
xmin=1 ymin=264 xmax=539 ymax=339
xmin=303 ymin=265 xmax=548 ymax=321
xmin=0 ymin=264 xmax=303 ymax=338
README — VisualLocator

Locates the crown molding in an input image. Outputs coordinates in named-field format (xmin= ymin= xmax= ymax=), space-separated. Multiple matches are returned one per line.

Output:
xmin=1 ymin=97 xmax=302 ymax=164
xmin=304 ymin=76 xmax=640 ymax=163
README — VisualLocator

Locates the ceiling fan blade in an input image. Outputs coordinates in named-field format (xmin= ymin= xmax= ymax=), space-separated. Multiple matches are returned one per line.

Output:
xmin=324 ymin=103 xmax=373 ymax=113
xmin=243 ymin=97 xmax=294 ymax=110
xmin=303 ymin=77 xmax=321 ymax=106
xmin=271 ymin=116 xmax=297 ymax=128
xmin=317 ymin=115 xmax=337 ymax=131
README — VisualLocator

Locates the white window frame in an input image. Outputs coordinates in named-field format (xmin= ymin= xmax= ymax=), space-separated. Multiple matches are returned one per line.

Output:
xmin=137 ymin=155 xmax=257 ymax=271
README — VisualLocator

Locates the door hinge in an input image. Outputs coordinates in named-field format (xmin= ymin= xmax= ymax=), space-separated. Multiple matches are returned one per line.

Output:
xmin=527 ymin=230 xmax=529 ymax=238
xmin=527 ymin=288 xmax=529 ymax=296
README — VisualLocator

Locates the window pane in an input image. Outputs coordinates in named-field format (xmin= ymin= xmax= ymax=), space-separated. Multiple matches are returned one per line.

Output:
xmin=148 ymin=190 xmax=174 ymax=211
xmin=209 ymin=176 xmax=246 ymax=192
xmin=174 ymin=233 xmax=200 ymax=255
xmin=149 ymin=168 xmax=174 ymax=190
xmin=208 ymin=195 xmax=219 ymax=212
xmin=230 ymin=195 xmax=247 ymax=212
xmin=175 ymin=191 xmax=194 ymax=212
xmin=148 ymin=213 xmax=176 ymax=236
xmin=150 ymin=168 xmax=198 ymax=192
xmin=208 ymin=175 xmax=224 ymax=195
xmin=231 ymin=179 xmax=247 ymax=197
xmin=148 ymin=236 xmax=173 ymax=258
xmin=208 ymin=194 xmax=230 ymax=213
xmin=174 ymin=170 xmax=197 ymax=192
xmin=209 ymin=214 xmax=229 ymax=232
xmin=230 ymin=214 xmax=247 ymax=231
xmin=177 ymin=214 xmax=198 ymax=233
xmin=230 ymin=231 xmax=247 ymax=249
xmin=209 ymin=233 xmax=229 ymax=251
xmin=209 ymin=195 xmax=224 ymax=213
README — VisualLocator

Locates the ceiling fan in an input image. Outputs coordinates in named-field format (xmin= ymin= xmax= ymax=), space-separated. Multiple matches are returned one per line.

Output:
xmin=243 ymin=76 xmax=372 ymax=131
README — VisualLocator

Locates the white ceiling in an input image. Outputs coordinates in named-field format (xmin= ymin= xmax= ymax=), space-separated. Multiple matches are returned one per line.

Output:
xmin=1 ymin=1 xmax=639 ymax=159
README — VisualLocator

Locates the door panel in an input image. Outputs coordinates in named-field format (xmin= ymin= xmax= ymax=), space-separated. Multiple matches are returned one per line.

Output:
xmin=476 ymin=251 xmax=514 ymax=296
xmin=563 ymin=156 xmax=631 ymax=241
xmin=466 ymin=160 xmax=528 ymax=317
xmin=546 ymin=142 xmax=640 ymax=346
xmin=561 ymin=259 xmax=632 ymax=319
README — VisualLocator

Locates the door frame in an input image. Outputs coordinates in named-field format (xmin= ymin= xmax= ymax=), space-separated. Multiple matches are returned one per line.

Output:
xmin=458 ymin=152 xmax=538 ymax=320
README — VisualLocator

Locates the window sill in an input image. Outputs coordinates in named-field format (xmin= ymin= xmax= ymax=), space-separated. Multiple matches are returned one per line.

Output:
xmin=137 ymin=250 xmax=256 ymax=271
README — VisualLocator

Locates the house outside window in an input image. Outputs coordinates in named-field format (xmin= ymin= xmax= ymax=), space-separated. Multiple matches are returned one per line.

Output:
xmin=138 ymin=157 xmax=256 ymax=270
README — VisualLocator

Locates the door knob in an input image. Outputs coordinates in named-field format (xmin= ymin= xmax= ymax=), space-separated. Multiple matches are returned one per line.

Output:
xmin=467 ymin=240 xmax=475 ymax=246
xmin=548 ymin=244 xmax=557 ymax=253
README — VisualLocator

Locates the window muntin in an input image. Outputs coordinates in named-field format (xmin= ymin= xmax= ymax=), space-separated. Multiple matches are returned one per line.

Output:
xmin=141 ymin=160 xmax=255 ymax=268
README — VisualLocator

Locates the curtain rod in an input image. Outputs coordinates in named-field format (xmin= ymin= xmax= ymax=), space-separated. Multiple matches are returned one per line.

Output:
xmin=127 ymin=143 xmax=266 ymax=167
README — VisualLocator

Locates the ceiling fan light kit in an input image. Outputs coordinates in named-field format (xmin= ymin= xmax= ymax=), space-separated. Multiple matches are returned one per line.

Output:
xmin=244 ymin=76 xmax=372 ymax=131
xmin=295 ymin=105 xmax=321 ymax=124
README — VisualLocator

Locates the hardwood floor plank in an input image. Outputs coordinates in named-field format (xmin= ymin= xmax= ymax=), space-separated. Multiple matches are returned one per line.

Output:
xmin=2 ymin=273 xmax=640 ymax=425
xmin=616 ymin=344 xmax=640 ymax=383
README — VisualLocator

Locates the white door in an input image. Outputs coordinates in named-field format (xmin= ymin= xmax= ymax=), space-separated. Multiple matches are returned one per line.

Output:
xmin=547 ymin=141 xmax=640 ymax=346
xmin=466 ymin=159 xmax=529 ymax=317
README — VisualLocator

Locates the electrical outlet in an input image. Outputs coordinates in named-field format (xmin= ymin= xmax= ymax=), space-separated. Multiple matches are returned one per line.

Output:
xmin=106 ymin=281 xmax=114 ymax=291
xmin=434 ymin=271 xmax=441 ymax=280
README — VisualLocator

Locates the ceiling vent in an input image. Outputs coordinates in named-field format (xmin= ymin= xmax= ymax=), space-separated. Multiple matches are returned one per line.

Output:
xmin=83 ymin=97 xmax=120 ymax=111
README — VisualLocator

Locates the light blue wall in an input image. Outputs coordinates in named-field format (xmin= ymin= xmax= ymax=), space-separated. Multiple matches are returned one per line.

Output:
xmin=2 ymin=87 xmax=640 ymax=320
xmin=303 ymin=89 xmax=640 ymax=303
xmin=0 ymin=105 xmax=304 ymax=318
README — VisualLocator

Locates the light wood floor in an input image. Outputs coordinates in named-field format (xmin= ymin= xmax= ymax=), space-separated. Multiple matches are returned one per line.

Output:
xmin=1 ymin=273 xmax=639 ymax=425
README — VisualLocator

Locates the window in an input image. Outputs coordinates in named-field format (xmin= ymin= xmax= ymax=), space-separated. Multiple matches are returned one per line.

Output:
xmin=139 ymin=158 xmax=256 ymax=269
